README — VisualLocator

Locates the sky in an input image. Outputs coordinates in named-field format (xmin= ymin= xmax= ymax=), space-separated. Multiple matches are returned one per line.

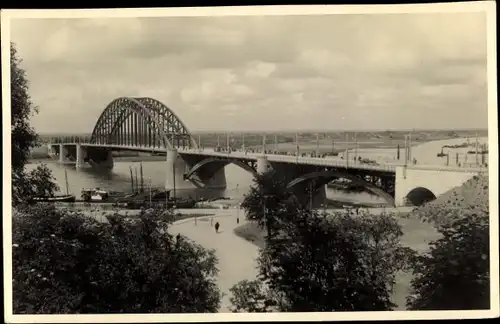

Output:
xmin=10 ymin=9 xmax=490 ymax=134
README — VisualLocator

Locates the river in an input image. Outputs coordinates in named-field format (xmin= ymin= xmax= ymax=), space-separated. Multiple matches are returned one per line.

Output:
xmin=26 ymin=160 xmax=387 ymax=206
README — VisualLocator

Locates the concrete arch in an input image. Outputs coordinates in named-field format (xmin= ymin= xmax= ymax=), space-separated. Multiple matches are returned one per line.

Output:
xmin=90 ymin=97 xmax=198 ymax=150
xmin=287 ymin=170 xmax=396 ymax=206
xmin=184 ymin=157 xmax=257 ymax=179
xmin=405 ymin=187 xmax=437 ymax=206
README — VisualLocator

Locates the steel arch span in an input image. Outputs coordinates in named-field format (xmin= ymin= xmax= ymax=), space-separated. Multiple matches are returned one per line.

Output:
xmin=287 ymin=170 xmax=396 ymax=207
xmin=90 ymin=97 xmax=198 ymax=150
xmin=184 ymin=157 xmax=258 ymax=180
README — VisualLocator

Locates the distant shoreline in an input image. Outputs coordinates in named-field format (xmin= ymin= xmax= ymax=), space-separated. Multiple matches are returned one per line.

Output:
xmin=36 ymin=129 xmax=489 ymax=137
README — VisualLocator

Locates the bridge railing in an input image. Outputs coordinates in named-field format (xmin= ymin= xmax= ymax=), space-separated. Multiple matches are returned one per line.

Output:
xmin=179 ymin=148 xmax=396 ymax=172
xmin=49 ymin=136 xmax=92 ymax=144
xmin=48 ymin=141 xmax=487 ymax=174
xmin=266 ymin=155 xmax=397 ymax=172
xmin=404 ymin=164 xmax=488 ymax=174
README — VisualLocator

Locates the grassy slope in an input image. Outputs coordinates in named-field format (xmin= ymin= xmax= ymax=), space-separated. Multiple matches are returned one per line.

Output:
xmin=413 ymin=173 xmax=489 ymax=226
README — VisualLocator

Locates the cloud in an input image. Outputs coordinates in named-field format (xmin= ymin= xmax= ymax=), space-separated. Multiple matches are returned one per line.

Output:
xmin=9 ymin=10 xmax=490 ymax=133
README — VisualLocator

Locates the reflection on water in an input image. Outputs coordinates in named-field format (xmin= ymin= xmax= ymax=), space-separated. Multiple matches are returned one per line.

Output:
xmin=27 ymin=160 xmax=386 ymax=205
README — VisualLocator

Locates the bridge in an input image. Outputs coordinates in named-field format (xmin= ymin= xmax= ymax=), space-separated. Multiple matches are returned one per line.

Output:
xmin=47 ymin=97 xmax=487 ymax=207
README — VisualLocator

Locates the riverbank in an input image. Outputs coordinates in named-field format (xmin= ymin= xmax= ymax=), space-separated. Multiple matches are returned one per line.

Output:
xmin=57 ymin=205 xmax=220 ymax=223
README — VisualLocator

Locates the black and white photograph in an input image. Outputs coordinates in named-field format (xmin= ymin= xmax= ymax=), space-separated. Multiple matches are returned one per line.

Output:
xmin=2 ymin=2 xmax=498 ymax=322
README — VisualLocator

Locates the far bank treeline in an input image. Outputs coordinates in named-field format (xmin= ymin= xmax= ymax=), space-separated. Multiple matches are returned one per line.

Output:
xmin=12 ymin=42 xmax=491 ymax=314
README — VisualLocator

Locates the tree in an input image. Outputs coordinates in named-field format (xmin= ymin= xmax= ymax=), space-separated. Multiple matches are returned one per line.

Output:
xmin=229 ymin=280 xmax=271 ymax=312
xmin=232 ymin=173 xmax=413 ymax=312
xmin=12 ymin=205 xmax=222 ymax=313
xmin=11 ymin=42 xmax=59 ymax=205
xmin=22 ymin=164 xmax=60 ymax=200
xmin=406 ymin=174 xmax=490 ymax=310
xmin=240 ymin=170 xmax=298 ymax=238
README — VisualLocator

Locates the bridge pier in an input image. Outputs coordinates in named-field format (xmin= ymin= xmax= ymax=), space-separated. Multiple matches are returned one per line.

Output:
xmin=75 ymin=144 xmax=87 ymax=168
xmin=87 ymin=148 xmax=114 ymax=170
xmin=58 ymin=144 xmax=69 ymax=163
xmin=166 ymin=149 xmax=227 ymax=191
xmin=256 ymin=155 xmax=272 ymax=174
xmin=47 ymin=144 xmax=56 ymax=157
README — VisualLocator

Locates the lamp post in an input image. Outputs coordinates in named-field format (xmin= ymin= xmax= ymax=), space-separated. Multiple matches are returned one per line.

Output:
xmin=408 ymin=132 xmax=412 ymax=161
xmin=354 ymin=132 xmax=357 ymax=162
xmin=404 ymin=135 xmax=408 ymax=166
xmin=315 ymin=133 xmax=319 ymax=157
xmin=295 ymin=132 xmax=299 ymax=160
xmin=475 ymin=132 xmax=479 ymax=166
xmin=345 ymin=133 xmax=349 ymax=168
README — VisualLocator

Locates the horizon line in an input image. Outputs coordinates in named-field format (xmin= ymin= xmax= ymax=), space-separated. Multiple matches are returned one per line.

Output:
xmin=36 ymin=127 xmax=489 ymax=136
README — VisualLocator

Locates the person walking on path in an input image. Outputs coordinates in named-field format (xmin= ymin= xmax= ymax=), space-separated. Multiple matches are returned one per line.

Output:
xmin=215 ymin=222 xmax=220 ymax=233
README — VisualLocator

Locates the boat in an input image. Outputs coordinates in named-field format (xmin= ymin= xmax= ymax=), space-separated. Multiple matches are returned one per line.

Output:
xmin=437 ymin=147 xmax=447 ymax=157
xmin=32 ymin=194 xmax=76 ymax=203
xmin=467 ymin=150 xmax=489 ymax=154
xmin=120 ymin=190 xmax=197 ymax=209
xmin=81 ymin=188 xmax=112 ymax=202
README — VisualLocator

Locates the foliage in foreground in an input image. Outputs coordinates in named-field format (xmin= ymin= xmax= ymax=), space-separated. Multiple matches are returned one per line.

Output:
xmin=235 ymin=171 xmax=491 ymax=311
xmin=12 ymin=205 xmax=221 ymax=313
xmin=231 ymin=171 xmax=413 ymax=312
xmin=240 ymin=170 xmax=298 ymax=238
xmin=11 ymin=42 xmax=59 ymax=205
xmin=407 ymin=174 xmax=490 ymax=310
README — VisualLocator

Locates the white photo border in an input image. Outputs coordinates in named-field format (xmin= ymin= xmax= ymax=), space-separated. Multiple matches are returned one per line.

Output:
xmin=2 ymin=2 xmax=498 ymax=322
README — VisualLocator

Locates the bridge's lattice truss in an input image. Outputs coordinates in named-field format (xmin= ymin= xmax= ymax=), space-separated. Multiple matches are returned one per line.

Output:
xmin=90 ymin=97 xmax=198 ymax=150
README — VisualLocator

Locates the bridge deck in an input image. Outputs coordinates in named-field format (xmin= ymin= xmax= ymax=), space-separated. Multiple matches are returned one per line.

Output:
xmin=50 ymin=143 xmax=487 ymax=174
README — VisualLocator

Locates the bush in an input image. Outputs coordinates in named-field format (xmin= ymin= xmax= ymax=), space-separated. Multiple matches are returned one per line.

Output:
xmin=232 ymin=170 xmax=413 ymax=312
xmin=12 ymin=205 xmax=222 ymax=313
xmin=233 ymin=222 xmax=267 ymax=249
xmin=407 ymin=174 xmax=490 ymax=310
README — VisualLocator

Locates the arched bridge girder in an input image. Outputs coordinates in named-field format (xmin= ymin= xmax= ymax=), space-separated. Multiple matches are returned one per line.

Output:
xmin=90 ymin=97 xmax=198 ymax=150
xmin=91 ymin=98 xmax=175 ymax=149
xmin=184 ymin=157 xmax=257 ymax=180
xmin=136 ymin=97 xmax=195 ymax=140
xmin=287 ymin=170 xmax=396 ymax=207
xmin=106 ymin=105 xmax=192 ymax=149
